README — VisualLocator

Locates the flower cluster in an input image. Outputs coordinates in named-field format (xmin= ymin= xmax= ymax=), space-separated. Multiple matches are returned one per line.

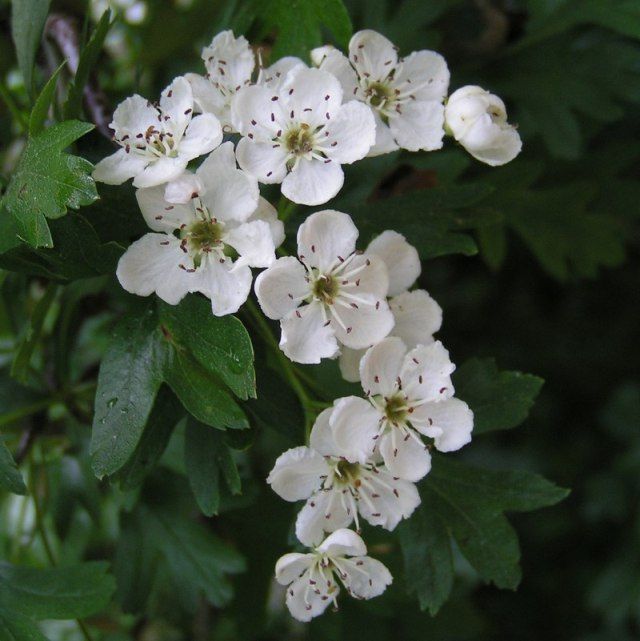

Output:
xmin=93 ymin=27 xmax=520 ymax=620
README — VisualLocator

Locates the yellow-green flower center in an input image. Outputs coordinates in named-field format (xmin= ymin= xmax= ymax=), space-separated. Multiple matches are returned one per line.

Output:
xmin=384 ymin=395 xmax=408 ymax=425
xmin=312 ymin=274 xmax=339 ymax=305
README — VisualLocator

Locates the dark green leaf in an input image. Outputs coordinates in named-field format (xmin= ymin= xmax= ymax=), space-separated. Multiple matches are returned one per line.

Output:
xmin=90 ymin=306 xmax=168 ymax=478
xmin=63 ymin=11 xmax=112 ymax=120
xmin=185 ymin=418 xmax=241 ymax=516
xmin=2 ymin=121 xmax=98 ymax=248
xmin=164 ymin=351 xmax=248 ymax=430
xmin=0 ymin=561 xmax=115 ymax=619
xmin=0 ymin=438 xmax=27 ymax=495
xmin=0 ymin=610 xmax=48 ymax=641
xmin=159 ymin=296 xmax=255 ymax=399
xmin=116 ymin=386 xmax=184 ymax=490
xmin=11 ymin=0 xmax=51 ymax=99
xmin=29 ymin=62 xmax=65 ymax=135
xmin=454 ymin=358 xmax=544 ymax=434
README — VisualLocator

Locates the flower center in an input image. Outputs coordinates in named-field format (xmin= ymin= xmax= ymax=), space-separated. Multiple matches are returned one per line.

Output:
xmin=333 ymin=460 xmax=361 ymax=486
xmin=185 ymin=219 xmax=224 ymax=254
xmin=384 ymin=394 xmax=408 ymax=426
xmin=312 ymin=273 xmax=339 ymax=305
xmin=285 ymin=124 xmax=315 ymax=156
xmin=366 ymin=81 xmax=393 ymax=109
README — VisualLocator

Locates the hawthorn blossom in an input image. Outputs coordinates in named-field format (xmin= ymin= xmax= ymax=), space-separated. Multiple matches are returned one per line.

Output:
xmin=93 ymin=77 xmax=221 ymax=188
xmin=255 ymin=210 xmax=394 ymax=364
xmin=231 ymin=66 xmax=376 ymax=205
xmin=267 ymin=404 xmax=420 ymax=546
xmin=339 ymin=230 xmax=442 ymax=382
xmin=275 ymin=529 xmax=392 ymax=621
xmin=331 ymin=337 xmax=474 ymax=482
xmin=116 ymin=142 xmax=282 ymax=316
xmin=312 ymin=30 xmax=449 ymax=156
xmin=444 ymin=85 xmax=522 ymax=166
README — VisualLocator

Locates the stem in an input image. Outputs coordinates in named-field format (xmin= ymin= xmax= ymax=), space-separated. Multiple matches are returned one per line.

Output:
xmin=244 ymin=298 xmax=317 ymax=440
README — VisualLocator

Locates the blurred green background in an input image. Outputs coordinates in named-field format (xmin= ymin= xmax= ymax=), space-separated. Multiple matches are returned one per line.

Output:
xmin=0 ymin=0 xmax=639 ymax=639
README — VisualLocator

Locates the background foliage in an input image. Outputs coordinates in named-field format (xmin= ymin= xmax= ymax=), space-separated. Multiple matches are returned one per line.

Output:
xmin=0 ymin=0 xmax=638 ymax=639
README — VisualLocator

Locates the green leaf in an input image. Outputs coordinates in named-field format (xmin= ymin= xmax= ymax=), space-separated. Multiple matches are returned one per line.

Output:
xmin=0 ymin=561 xmax=115 ymax=619
xmin=141 ymin=504 xmax=245 ymax=606
xmin=2 ymin=121 xmax=98 ymax=248
xmin=11 ymin=0 xmax=52 ymax=100
xmin=11 ymin=283 xmax=58 ymax=383
xmin=400 ymin=457 xmax=569 ymax=611
xmin=185 ymin=418 xmax=242 ymax=516
xmin=90 ymin=306 xmax=168 ymax=478
xmin=29 ymin=63 xmax=65 ymax=136
xmin=0 ymin=610 xmax=48 ymax=641
xmin=159 ymin=296 xmax=255 ymax=400
xmin=164 ymin=351 xmax=248 ymax=430
xmin=454 ymin=358 xmax=544 ymax=434
xmin=63 ymin=11 xmax=112 ymax=120
xmin=115 ymin=386 xmax=184 ymax=490
xmin=348 ymin=185 xmax=496 ymax=259
xmin=0 ymin=438 xmax=27 ymax=495
xmin=253 ymin=0 xmax=352 ymax=60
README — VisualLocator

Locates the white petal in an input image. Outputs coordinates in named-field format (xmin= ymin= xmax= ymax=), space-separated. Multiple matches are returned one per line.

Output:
xmin=394 ymin=50 xmax=449 ymax=102
xmin=163 ymin=172 xmax=203 ymax=204
xmin=329 ymin=396 xmax=380 ymax=464
xmin=202 ymin=30 xmax=254 ymax=88
xmin=367 ymin=230 xmax=420 ymax=296
xmin=254 ymin=256 xmax=309 ymax=320
xmin=136 ymin=186 xmax=196 ymax=232
xmin=281 ymin=158 xmax=345 ymax=206
xmin=318 ymin=528 xmax=367 ymax=557
xmin=297 ymin=209 xmax=358 ymax=272
xmin=368 ymin=111 xmax=399 ymax=157
xmin=412 ymin=397 xmax=473 ymax=452
xmin=116 ymin=233 xmax=192 ymax=305
xmin=295 ymin=490 xmax=352 ymax=546
xmin=275 ymin=553 xmax=313 ymax=586
xmin=389 ymin=100 xmax=445 ymax=152
xmin=260 ymin=57 xmax=306 ymax=89
xmin=323 ymin=101 xmax=376 ymax=164
xmin=188 ymin=255 xmax=252 ymax=316
xmin=349 ymin=30 xmax=398 ymax=81
xmin=389 ymin=289 xmax=441 ymax=349
xmin=110 ymin=94 xmax=158 ymax=138
xmin=159 ymin=76 xmax=194 ymax=137
xmin=359 ymin=336 xmax=407 ymax=397
xmin=92 ymin=148 xmax=148 ymax=185
xmin=285 ymin=573 xmax=336 ymax=622
xmin=224 ymin=219 xmax=276 ymax=268
xmin=463 ymin=123 xmax=522 ymax=167
xmin=357 ymin=468 xmax=420 ymax=530
xmin=266 ymin=446 xmax=329 ymax=502
xmin=231 ymin=84 xmax=286 ymax=137
xmin=338 ymin=252 xmax=390 ymax=299
xmin=338 ymin=347 xmax=366 ymax=383
xmin=185 ymin=73 xmax=227 ymax=123
xmin=280 ymin=302 xmax=339 ymax=364
xmin=132 ymin=156 xmax=188 ymax=188
xmin=313 ymin=47 xmax=360 ymax=98
xmin=197 ymin=142 xmax=259 ymax=222
xmin=401 ymin=341 xmax=455 ymax=402
xmin=235 ymin=137 xmax=288 ymax=184
xmin=330 ymin=296 xmax=394 ymax=350
xmin=341 ymin=556 xmax=392 ymax=599
xmin=179 ymin=113 xmax=223 ymax=160
xmin=378 ymin=429 xmax=431 ymax=482
xmin=248 ymin=197 xmax=285 ymax=247
xmin=281 ymin=67 xmax=343 ymax=127
xmin=309 ymin=406 xmax=339 ymax=457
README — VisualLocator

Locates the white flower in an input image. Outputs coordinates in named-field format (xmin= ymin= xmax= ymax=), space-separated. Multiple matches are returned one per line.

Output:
xmin=231 ymin=66 xmax=376 ymax=205
xmin=331 ymin=337 xmax=474 ymax=482
xmin=312 ymin=30 xmax=449 ymax=156
xmin=275 ymin=529 xmax=392 ymax=622
xmin=255 ymin=210 xmax=394 ymax=364
xmin=185 ymin=30 xmax=255 ymax=132
xmin=93 ymin=77 xmax=221 ymax=188
xmin=116 ymin=142 xmax=283 ymax=316
xmin=444 ymin=85 xmax=522 ymax=166
xmin=339 ymin=230 xmax=442 ymax=382
xmin=267 ymin=405 xmax=420 ymax=546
